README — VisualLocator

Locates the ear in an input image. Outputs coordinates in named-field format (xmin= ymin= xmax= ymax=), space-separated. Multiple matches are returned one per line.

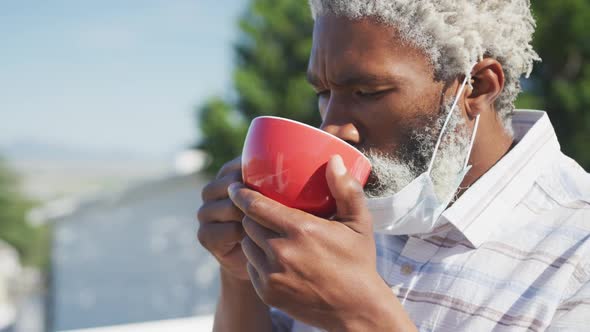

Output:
xmin=464 ymin=58 xmax=505 ymax=119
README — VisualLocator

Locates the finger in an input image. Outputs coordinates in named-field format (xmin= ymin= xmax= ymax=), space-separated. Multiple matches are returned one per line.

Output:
xmin=197 ymin=199 xmax=244 ymax=224
xmin=197 ymin=222 xmax=245 ymax=252
xmin=241 ymin=236 xmax=270 ymax=275
xmin=246 ymin=262 xmax=264 ymax=298
xmin=228 ymin=183 xmax=310 ymax=235
xmin=242 ymin=216 xmax=280 ymax=255
xmin=325 ymin=155 xmax=371 ymax=233
xmin=216 ymin=156 xmax=242 ymax=179
xmin=201 ymin=171 xmax=242 ymax=202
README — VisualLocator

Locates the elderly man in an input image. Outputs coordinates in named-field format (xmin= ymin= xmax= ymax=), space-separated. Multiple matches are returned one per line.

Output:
xmin=197 ymin=1 xmax=590 ymax=331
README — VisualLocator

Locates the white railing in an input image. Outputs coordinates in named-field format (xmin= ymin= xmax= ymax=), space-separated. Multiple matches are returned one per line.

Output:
xmin=61 ymin=315 xmax=214 ymax=332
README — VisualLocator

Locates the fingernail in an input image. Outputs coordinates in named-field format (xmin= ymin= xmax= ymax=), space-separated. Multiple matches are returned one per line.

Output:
xmin=331 ymin=155 xmax=347 ymax=176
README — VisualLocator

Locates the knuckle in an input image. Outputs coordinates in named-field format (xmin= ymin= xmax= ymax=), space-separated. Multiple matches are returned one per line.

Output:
xmin=352 ymin=183 xmax=367 ymax=200
xmin=293 ymin=220 xmax=317 ymax=238
xmin=244 ymin=196 xmax=263 ymax=216
xmin=216 ymin=157 xmax=241 ymax=179
xmin=196 ymin=205 xmax=208 ymax=223
xmin=196 ymin=226 xmax=209 ymax=247
xmin=198 ymin=200 xmax=242 ymax=224
xmin=270 ymin=242 xmax=292 ymax=266
xmin=200 ymin=181 xmax=217 ymax=201
xmin=222 ymin=200 xmax=242 ymax=221
xmin=344 ymin=179 xmax=363 ymax=197
xmin=227 ymin=169 xmax=243 ymax=183
xmin=216 ymin=165 xmax=230 ymax=179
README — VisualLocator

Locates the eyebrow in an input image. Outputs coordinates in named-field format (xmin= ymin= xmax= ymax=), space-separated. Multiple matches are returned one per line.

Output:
xmin=306 ymin=70 xmax=404 ymax=88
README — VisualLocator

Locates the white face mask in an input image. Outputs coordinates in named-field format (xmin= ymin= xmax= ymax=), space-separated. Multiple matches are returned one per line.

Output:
xmin=366 ymin=74 xmax=480 ymax=236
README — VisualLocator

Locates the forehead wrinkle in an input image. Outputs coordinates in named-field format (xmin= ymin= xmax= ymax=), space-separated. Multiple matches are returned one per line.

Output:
xmin=310 ymin=16 xmax=433 ymax=90
xmin=327 ymin=43 xmax=431 ymax=90
xmin=329 ymin=69 xmax=406 ymax=88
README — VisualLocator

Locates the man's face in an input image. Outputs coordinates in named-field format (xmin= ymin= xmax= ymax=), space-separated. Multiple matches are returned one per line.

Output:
xmin=307 ymin=15 xmax=469 ymax=197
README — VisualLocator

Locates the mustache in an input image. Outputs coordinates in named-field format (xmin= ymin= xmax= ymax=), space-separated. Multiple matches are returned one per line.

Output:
xmin=361 ymin=102 xmax=470 ymax=199
xmin=362 ymin=149 xmax=422 ymax=198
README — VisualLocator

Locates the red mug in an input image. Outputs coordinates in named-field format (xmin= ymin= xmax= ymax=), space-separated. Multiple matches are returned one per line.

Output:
xmin=241 ymin=116 xmax=372 ymax=217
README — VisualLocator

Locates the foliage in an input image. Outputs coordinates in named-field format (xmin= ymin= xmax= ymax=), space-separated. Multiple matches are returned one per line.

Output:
xmin=196 ymin=0 xmax=320 ymax=174
xmin=0 ymin=160 xmax=50 ymax=269
xmin=516 ymin=1 xmax=590 ymax=170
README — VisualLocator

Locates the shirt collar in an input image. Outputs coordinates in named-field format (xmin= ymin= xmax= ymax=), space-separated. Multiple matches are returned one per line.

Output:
xmin=440 ymin=110 xmax=561 ymax=248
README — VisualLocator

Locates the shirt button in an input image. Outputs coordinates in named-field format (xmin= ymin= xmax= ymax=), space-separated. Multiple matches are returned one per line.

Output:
xmin=401 ymin=264 xmax=415 ymax=276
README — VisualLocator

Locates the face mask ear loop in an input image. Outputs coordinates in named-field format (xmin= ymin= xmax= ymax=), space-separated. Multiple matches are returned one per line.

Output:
xmin=462 ymin=113 xmax=481 ymax=170
xmin=427 ymin=74 xmax=471 ymax=176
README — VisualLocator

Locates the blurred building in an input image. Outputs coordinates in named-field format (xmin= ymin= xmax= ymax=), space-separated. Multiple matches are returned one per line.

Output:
xmin=0 ymin=240 xmax=20 ymax=332
xmin=34 ymin=170 xmax=220 ymax=332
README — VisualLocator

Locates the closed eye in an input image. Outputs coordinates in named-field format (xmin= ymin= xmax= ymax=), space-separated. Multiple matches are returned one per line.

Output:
xmin=356 ymin=89 xmax=394 ymax=98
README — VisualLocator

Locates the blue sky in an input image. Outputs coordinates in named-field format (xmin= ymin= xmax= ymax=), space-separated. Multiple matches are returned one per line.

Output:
xmin=0 ymin=0 xmax=248 ymax=157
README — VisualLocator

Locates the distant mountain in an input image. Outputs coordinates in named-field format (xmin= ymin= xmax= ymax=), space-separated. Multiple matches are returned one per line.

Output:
xmin=0 ymin=139 xmax=178 ymax=201
xmin=0 ymin=139 xmax=169 ymax=163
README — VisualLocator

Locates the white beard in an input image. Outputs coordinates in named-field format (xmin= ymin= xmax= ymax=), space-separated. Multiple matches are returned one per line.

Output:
xmin=364 ymin=103 xmax=470 ymax=202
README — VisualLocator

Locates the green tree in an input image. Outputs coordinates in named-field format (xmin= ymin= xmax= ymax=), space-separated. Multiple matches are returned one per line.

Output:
xmin=196 ymin=0 xmax=320 ymax=174
xmin=0 ymin=160 xmax=49 ymax=268
xmin=517 ymin=1 xmax=590 ymax=170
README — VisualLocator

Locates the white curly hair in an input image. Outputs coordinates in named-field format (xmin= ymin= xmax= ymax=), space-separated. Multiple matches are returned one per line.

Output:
xmin=308 ymin=0 xmax=541 ymax=134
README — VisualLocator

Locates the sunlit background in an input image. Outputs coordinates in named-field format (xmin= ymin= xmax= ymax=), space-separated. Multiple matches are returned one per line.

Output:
xmin=1 ymin=0 xmax=247 ymax=199
xmin=1 ymin=1 xmax=248 ymax=331
xmin=1 ymin=1 xmax=589 ymax=332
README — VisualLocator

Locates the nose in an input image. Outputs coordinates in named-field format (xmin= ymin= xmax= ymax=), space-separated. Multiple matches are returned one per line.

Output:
xmin=319 ymin=106 xmax=361 ymax=146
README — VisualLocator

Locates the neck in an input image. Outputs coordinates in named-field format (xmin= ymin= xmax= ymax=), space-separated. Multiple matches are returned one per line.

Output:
xmin=457 ymin=110 xmax=514 ymax=196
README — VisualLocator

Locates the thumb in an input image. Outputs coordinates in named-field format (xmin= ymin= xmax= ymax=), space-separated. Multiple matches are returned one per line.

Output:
xmin=326 ymin=155 xmax=372 ymax=233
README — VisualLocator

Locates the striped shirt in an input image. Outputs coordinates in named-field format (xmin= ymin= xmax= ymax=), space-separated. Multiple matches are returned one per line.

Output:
xmin=271 ymin=110 xmax=590 ymax=331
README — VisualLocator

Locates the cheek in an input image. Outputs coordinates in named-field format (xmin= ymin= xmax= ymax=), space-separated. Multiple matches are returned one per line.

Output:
xmin=355 ymin=96 xmax=414 ymax=150
xmin=356 ymin=91 xmax=440 ymax=152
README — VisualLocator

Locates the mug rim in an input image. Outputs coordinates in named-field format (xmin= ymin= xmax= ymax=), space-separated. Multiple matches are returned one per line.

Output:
xmin=253 ymin=115 xmax=371 ymax=165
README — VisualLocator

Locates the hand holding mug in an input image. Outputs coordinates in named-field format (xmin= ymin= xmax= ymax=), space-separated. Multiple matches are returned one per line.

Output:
xmin=197 ymin=157 xmax=249 ymax=280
